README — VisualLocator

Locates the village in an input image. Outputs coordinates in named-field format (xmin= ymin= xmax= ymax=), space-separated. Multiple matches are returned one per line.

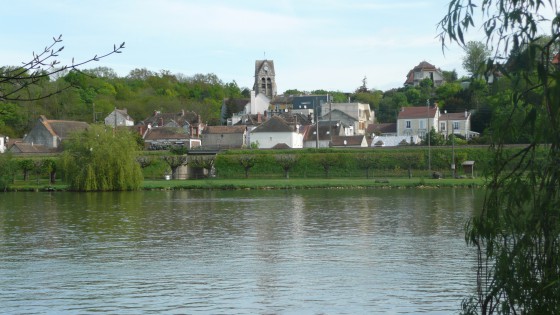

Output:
xmin=0 ymin=59 xmax=478 ymax=155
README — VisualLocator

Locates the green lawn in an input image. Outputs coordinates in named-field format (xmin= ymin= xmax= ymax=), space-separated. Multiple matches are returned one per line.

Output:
xmin=142 ymin=177 xmax=486 ymax=190
xmin=5 ymin=177 xmax=486 ymax=192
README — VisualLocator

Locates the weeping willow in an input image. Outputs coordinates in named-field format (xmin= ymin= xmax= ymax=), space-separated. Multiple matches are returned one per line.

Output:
xmin=61 ymin=124 xmax=143 ymax=191
xmin=439 ymin=0 xmax=560 ymax=314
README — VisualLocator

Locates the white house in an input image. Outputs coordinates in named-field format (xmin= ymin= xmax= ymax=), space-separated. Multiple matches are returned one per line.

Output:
xmin=439 ymin=110 xmax=479 ymax=139
xmin=250 ymin=116 xmax=303 ymax=149
xmin=397 ymin=105 xmax=440 ymax=138
xmin=104 ymin=108 xmax=134 ymax=127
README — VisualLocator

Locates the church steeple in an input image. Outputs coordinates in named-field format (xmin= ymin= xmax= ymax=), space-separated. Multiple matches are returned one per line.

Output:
xmin=253 ymin=60 xmax=277 ymax=99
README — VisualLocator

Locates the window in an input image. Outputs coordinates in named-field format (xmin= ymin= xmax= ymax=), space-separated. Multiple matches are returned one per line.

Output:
xmin=406 ymin=120 xmax=411 ymax=129
xmin=440 ymin=122 xmax=446 ymax=131
xmin=419 ymin=120 xmax=425 ymax=129
xmin=453 ymin=121 xmax=459 ymax=130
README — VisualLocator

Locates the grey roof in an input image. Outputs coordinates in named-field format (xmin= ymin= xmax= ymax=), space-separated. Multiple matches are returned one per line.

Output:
xmin=251 ymin=116 xmax=294 ymax=133
xmin=331 ymin=135 xmax=365 ymax=146
xmin=143 ymin=127 xmax=191 ymax=141
xmin=202 ymin=125 xmax=246 ymax=135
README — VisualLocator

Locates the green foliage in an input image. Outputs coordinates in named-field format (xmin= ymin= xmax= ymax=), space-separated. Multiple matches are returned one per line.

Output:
xmin=60 ymin=124 xmax=143 ymax=191
xmin=462 ymin=41 xmax=491 ymax=77
xmin=0 ymin=153 xmax=17 ymax=191
xmin=18 ymin=159 xmax=34 ymax=181
xmin=275 ymin=154 xmax=298 ymax=179
xmin=161 ymin=155 xmax=187 ymax=179
xmin=238 ymin=155 xmax=257 ymax=178
xmin=440 ymin=0 xmax=560 ymax=314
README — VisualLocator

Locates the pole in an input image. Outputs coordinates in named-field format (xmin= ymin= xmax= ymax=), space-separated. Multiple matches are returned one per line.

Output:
xmin=315 ymin=98 xmax=319 ymax=149
xmin=427 ymin=99 xmax=431 ymax=171
xmin=452 ymin=122 xmax=455 ymax=178
xmin=328 ymin=94 xmax=332 ymax=143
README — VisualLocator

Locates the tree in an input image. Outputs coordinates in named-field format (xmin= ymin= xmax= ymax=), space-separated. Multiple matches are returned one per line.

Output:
xmin=161 ymin=155 xmax=187 ymax=180
xmin=189 ymin=156 xmax=216 ymax=178
xmin=61 ymin=125 xmax=143 ymax=191
xmin=356 ymin=153 xmax=377 ymax=179
xmin=318 ymin=154 xmax=339 ymax=178
xmin=41 ymin=158 xmax=58 ymax=184
xmin=275 ymin=154 xmax=298 ymax=179
xmin=238 ymin=155 xmax=256 ymax=179
xmin=0 ymin=35 xmax=124 ymax=102
xmin=439 ymin=1 xmax=560 ymax=314
xmin=0 ymin=153 xmax=17 ymax=191
xmin=462 ymin=41 xmax=491 ymax=77
xmin=18 ymin=159 xmax=34 ymax=181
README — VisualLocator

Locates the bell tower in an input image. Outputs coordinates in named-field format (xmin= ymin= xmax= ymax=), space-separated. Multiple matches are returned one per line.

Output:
xmin=253 ymin=60 xmax=277 ymax=99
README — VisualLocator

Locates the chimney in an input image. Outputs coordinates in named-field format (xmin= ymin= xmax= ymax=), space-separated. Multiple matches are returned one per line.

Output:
xmin=465 ymin=110 xmax=468 ymax=118
xmin=181 ymin=109 xmax=185 ymax=116
xmin=257 ymin=112 xmax=262 ymax=123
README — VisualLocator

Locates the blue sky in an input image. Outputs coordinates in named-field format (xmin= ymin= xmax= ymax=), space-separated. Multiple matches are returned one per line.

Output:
xmin=3 ymin=0 xmax=486 ymax=93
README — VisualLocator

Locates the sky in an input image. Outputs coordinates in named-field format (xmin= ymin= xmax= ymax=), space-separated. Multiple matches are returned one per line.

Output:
xmin=2 ymin=0 xmax=488 ymax=93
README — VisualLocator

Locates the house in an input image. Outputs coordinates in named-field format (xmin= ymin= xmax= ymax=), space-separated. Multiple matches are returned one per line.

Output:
xmin=143 ymin=127 xmax=201 ymax=150
xmin=371 ymin=135 xmax=421 ymax=147
xmin=250 ymin=116 xmax=303 ymax=149
xmin=201 ymin=125 xmax=247 ymax=149
xmin=20 ymin=115 xmax=89 ymax=151
xmin=104 ymin=108 xmax=134 ymax=127
xmin=404 ymin=61 xmax=445 ymax=87
xmin=439 ymin=110 xmax=479 ymax=139
xmin=331 ymin=135 xmax=368 ymax=148
xmin=397 ymin=105 xmax=440 ymax=138
xmin=303 ymin=120 xmax=349 ymax=148
xmin=142 ymin=110 xmax=204 ymax=137
xmin=321 ymin=102 xmax=373 ymax=135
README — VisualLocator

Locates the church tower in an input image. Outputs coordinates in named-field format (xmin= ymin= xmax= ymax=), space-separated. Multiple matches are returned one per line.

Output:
xmin=253 ymin=60 xmax=277 ymax=99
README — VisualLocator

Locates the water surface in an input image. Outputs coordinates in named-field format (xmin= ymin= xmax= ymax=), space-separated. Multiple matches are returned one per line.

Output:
xmin=0 ymin=189 xmax=481 ymax=314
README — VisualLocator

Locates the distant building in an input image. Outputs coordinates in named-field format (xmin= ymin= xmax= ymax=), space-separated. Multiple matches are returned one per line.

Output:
xmin=439 ymin=110 xmax=479 ymax=140
xmin=253 ymin=60 xmax=277 ymax=99
xmin=105 ymin=108 xmax=134 ymax=127
xmin=141 ymin=110 xmax=204 ymax=138
xmin=397 ymin=105 xmax=440 ymax=138
xmin=16 ymin=115 xmax=89 ymax=152
xmin=404 ymin=61 xmax=445 ymax=87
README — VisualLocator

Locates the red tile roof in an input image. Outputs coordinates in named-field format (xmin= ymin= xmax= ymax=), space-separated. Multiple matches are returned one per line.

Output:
xmin=398 ymin=106 xmax=438 ymax=119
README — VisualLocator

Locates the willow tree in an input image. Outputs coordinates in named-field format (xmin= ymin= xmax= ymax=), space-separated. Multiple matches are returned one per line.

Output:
xmin=61 ymin=125 xmax=143 ymax=191
xmin=439 ymin=1 xmax=560 ymax=314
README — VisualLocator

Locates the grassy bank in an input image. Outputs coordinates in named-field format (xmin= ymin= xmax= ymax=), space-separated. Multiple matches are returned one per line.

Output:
xmin=4 ymin=177 xmax=485 ymax=192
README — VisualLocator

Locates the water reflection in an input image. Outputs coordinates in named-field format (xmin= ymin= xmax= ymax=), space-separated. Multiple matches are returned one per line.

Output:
xmin=0 ymin=189 xmax=482 ymax=314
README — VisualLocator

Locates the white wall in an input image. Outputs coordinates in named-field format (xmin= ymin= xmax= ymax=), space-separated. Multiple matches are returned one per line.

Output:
xmin=250 ymin=132 xmax=303 ymax=149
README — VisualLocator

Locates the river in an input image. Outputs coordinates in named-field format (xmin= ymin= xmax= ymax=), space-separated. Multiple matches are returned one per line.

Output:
xmin=0 ymin=189 xmax=481 ymax=314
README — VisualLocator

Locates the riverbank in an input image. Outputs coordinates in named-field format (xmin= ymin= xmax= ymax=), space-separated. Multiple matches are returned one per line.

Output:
xmin=5 ymin=177 xmax=486 ymax=192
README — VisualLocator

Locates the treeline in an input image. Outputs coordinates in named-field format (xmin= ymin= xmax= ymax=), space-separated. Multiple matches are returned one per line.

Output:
xmin=0 ymin=67 xmax=248 ymax=137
